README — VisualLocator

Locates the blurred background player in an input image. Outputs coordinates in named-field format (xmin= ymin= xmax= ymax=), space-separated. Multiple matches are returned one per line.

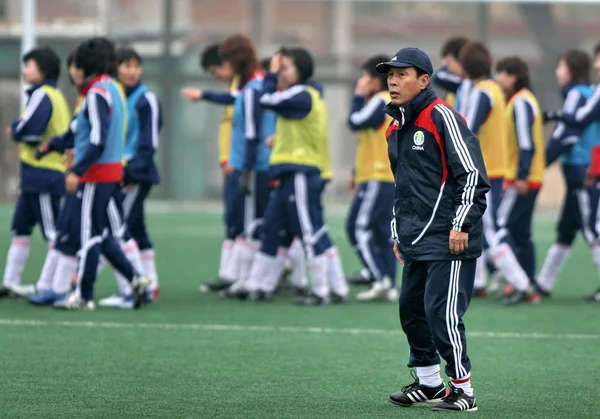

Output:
xmin=98 ymin=47 xmax=162 ymax=308
xmin=0 ymin=47 xmax=70 ymax=298
xmin=538 ymin=49 xmax=600 ymax=300
xmin=432 ymin=36 xmax=471 ymax=114
xmin=459 ymin=41 xmax=531 ymax=299
xmin=216 ymin=34 xmax=272 ymax=292
xmin=241 ymin=48 xmax=342 ymax=304
xmin=56 ymin=37 xmax=150 ymax=310
xmin=181 ymin=44 xmax=240 ymax=293
xmin=494 ymin=56 xmax=545 ymax=304
xmin=346 ymin=54 xmax=397 ymax=302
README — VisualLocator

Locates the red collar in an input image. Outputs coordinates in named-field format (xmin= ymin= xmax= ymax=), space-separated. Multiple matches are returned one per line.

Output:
xmin=240 ymin=70 xmax=264 ymax=89
xmin=78 ymin=74 xmax=111 ymax=95
xmin=506 ymin=88 xmax=526 ymax=103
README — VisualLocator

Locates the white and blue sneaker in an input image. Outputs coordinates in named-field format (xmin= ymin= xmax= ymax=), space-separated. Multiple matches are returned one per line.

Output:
xmin=28 ymin=290 xmax=65 ymax=306
xmin=53 ymin=292 xmax=95 ymax=311
xmin=98 ymin=294 xmax=134 ymax=309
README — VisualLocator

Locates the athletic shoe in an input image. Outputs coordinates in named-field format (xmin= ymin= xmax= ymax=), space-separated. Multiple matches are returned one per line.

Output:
xmin=0 ymin=285 xmax=16 ymax=298
xmin=292 ymin=285 xmax=309 ymax=297
xmin=431 ymin=383 xmax=478 ymax=412
xmin=28 ymin=290 xmax=64 ymax=305
xmin=500 ymin=290 xmax=540 ymax=305
xmin=346 ymin=272 xmax=373 ymax=286
xmin=584 ymin=288 xmax=600 ymax=302
xmin=292 ymin=292 xmax=329 ymax=306
xmin=11 ymin=284 xmax=37 ymax=297
xmin=389 ymin=371 xmax=446 ymax=407
xmin=356 ymin=277 xmax=392 ymax=301
xmin=200 ymin=278 xmax=234 ymax=293
xmin=330 ymin=292 xmax=348 ymax=304
xmin=131 ymin=275 xmax=151 ymax=309
xmin=53 ymin=293 xmax=95 ymax=311
xmin=98 ymin=294 xmax=134 ymax=309
xmin=472 ymin=287 xmax=488 ymax=298
xmin=387 ymin=288 xmax=399 ymax=302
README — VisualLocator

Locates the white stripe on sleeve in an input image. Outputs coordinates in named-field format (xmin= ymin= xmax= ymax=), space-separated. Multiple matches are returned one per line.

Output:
xmin=259 ymin=84 xmax=305 ymax=106
xmin=514 ymin=98 xmax=533 ymax=151
xmin=87 ymin=92 xmax=102 ymax=146
xmin=243 ymin=88 xmax=256 ymax=140
xmin=16 ymin=89 xmax=47 ymax=133
xmin=349 ymin=96 xmax=386 ymax=126
xmin=143 ymin=91 xmax=160 ymax=149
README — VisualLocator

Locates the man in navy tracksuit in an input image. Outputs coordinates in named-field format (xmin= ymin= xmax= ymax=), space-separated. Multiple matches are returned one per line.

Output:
xmin=379 ymin=48 xmax=489 ymax=412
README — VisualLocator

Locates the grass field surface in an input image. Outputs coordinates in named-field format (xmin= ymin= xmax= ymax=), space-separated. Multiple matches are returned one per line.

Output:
xmin=1 ymin=204 xmax=599 ymax=418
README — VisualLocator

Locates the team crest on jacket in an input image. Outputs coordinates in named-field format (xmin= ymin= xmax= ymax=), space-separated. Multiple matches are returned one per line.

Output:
xmin=413 ymin=131 xmax=425 ymax=145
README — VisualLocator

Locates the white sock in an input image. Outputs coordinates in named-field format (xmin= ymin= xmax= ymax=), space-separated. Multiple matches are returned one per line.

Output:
xmin=288 ymin=238 xmax=307 ymax=288
xmin=221 ymin=239 xmax=242 ymax=283
xmin=537 ymin=243 xmax=571 ymax=292
xmin=327 ymin=246 xmax=348 ymax=297
xmin=416 ymin=365 xmax=443 ymax=387
xmin=218 ymin=239 xmax=233 ymax=278
xmin=238 ymin=239 xmax=258 ymax=284
xmin=490 ymin=243 xmax=530 ymax=292
xmin=51 ymin=254 xmax=79 ymax=295
xmin=244 ymin=251 xmax=276 ymax=292
xmin=36 ymin=247 xmax=60 ymax=292
xmin=308 ymin=253 xmax=329 ymax=298
xmin=97 ymin=256 xmax=107 ymax=276
xmin=261 ymin=248 xmax=288 ymax=293
xmin=123 ymin=239 xmax=144 ymax=274
xmin=140 ymin=248 xmax=159 ymax=290
xmin=2 ymin=236 xmax=31 ymax=288
xmin=474 ymin=255 xmax=486 ymax=289
xmin=114 ymin=271 xmax=133 ymax=296
xmin=451 ymin=375 xmax=473 ymax=397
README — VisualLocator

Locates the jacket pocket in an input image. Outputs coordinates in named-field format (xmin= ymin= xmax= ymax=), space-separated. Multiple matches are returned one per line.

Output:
xmin=411 ymin=183 xmax=447 ymax=245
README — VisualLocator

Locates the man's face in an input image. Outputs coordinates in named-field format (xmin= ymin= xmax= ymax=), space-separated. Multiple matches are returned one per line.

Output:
xmin=22 ymin=59 xmax=44 ymax=85
xmin=387 ymin=67 xmax=429 ymax=106
xmin=117 ymin=58 xmax=143 ymax=88
xmin=594 ymin=53 xmax=600 ymax=78
xmin=68 ymin=63 xmax=85 ymax=87
xmin=208 ymin=62 xmax=234 ymax=82
xmin=494 ymin=71 xmax=515 ymax=94
xmin=442 ymin=55 xmax=463 ymax=77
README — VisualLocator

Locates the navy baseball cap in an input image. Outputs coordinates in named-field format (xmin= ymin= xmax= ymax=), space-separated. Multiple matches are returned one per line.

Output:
xmin=376 ymin=47 xmax=433 ymax=76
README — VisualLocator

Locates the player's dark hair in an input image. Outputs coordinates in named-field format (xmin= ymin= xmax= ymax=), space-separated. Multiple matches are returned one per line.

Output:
xmin=116 ymin=47 xmax=143 ymax=65
xmin=73 ymin=37 xmax=116 ymax=78
xmin=594 ymin=42 xmax=600 ymax=57
xmin=440 ymin=36 xmax=470 ymax=59
xmin=22 ymin=46 xmax=61 ymax=81
xmin=460 ymin=41 xmax=492 ymax=80
xmin=200 ymin=44 xmax=221 ymax=70
xmin=496 ymin=56 xmax=532 ymax=92
xmin=260 ymin=57 xmax=271 ymax=72
xmin=220 ymin=34 xmax=259 ymax=87
xmin=361 ymin=54 xmax=389 ymax=91
xmin=66 ymin=49 xmax=76 ymax=67
xmin=560 ymin=49 xmax=591 ymax=85
xmin=280 ymin=47 xmax=314 ymax=84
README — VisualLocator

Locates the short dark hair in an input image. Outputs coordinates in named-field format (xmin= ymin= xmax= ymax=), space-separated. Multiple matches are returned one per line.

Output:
xmin=560 ymin=49 xmax=591 ymax=85
xmin=440 ymin=36 xmax=470 ymax=59
xmin=415 ymin=67 xmax=427 ymax=79
xmin=594 ymin=42 xmax=600 ymax=57
xmin=220 ymin=34 xmax=259 ymax=87
xmin=496 ymin=56 xmax=532 ymax=92
xmin=23 ymin=46 xmax=61 ymax=81
xmin=116 ymin=47 xmax=142 ymax=65
xmin=200 ymin=44 xmax=221 ymax=70
xmin=361 ymin=54 xmax=389 ymax=91
xmin=260 ymin=57 xmax=271 ymax=72
xmin=460 ymin=41 xmax=492 ymax=79
xmin=66 ymin=49 xmax=76 ymax=67
xmin=280 ymin=47 xmax=314 ymax=84
xmin=73 ymin=37 xmax=116 ymax=78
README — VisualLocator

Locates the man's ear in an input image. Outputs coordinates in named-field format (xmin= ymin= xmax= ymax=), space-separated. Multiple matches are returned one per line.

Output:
xmin=419 ymin=74 xmax=430 ymax=90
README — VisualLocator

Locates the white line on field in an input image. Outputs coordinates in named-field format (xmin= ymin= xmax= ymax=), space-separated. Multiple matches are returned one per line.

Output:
xmin=0 ymin=319 xmax=597 ymax=341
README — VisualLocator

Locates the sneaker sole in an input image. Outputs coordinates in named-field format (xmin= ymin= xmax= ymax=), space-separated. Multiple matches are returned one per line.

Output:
xmin=389 ymin=397 xmax=443 ymax=407
xmin=431 ymin=406 xmax=478 ymax=412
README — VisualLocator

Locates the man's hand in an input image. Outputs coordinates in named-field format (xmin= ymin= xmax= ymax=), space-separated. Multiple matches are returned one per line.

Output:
xmin=180 ymin=88 xmax=202 ymax=101
xmin=514 ymin=179 xmax=528 ymax=195
xmin=35 ymin=144 xmax=50 ymax=160
xmin=222 ymin=162 xmax=234 ymax=176
xmin=66 ymin=172 xmax=79 ymax=194
xmin=346 ymin=176 xmax=356 ymax=192
xmin=240 ymin=170 xmax=251 ymax=195
xmin=63 ymin=149 xmax=74 ymax=169
xmin=449 ymin=230 xmax=469 ymax=255
xmin=270 ymin=53 xmax=282 ymax=73
xmin=393 ymin=242 xmax=404 ymax=265
xmin=354 ymin=77 xmax=370 ymax=96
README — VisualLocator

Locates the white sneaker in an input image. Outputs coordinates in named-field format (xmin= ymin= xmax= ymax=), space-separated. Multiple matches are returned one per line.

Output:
xmin=53 ymin=292 xmax=96 ymax=311
xmin=356 ymin=277 xmax=392 ymax=301
xmin=98 ymin=294 xmax=134 ymax=309
xmin=387 ymin=287 xmax=399 ymax=302
xmin=11 ymin=284 xmax=37 ymax=297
